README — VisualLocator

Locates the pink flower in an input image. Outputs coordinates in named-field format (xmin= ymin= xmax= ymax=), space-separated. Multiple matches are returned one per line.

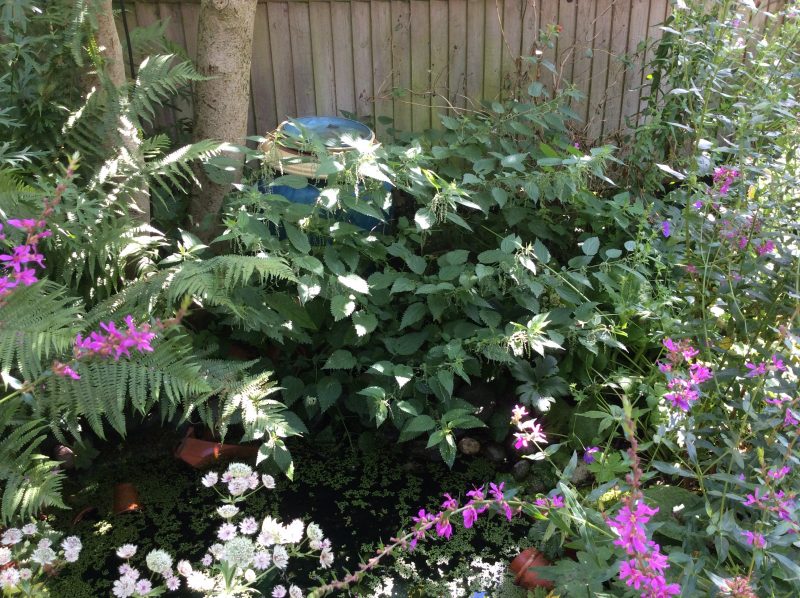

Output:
xmin=52 ymin=360 xmax=80 ymax=380
xmin=75 ymin=316 xmax=156 ymax=361
xmin=745 ymin=361 xmax=767 ymax=377
xmin=14 ymin=268 xmax=38 ymax=286
xmin=441 ymin=493 xmax=458 ymax=510
xmin=435 ymin=516 xmax=453 ymax=539
xmin=217 ymin=523 xmax=237 ymax=541
xmin=742 ymin=530 xmax=765 ymax=548
xmin=757 ymin=240 xmax=775 ymax=255
xmin=583 ymin=446 xmax=600 ymax=463
xmin=462 ymin=505 xmax=478 ymax=528
xmin=767 ymin=466 xmax=790 ymax=481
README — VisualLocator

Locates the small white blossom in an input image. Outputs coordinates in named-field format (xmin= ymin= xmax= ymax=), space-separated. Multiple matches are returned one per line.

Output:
xmin=201 ymin=553 xmax=213 ymax=566
xmin=217 ymin=505 xmax=240 ymax=519
xmin=201 ymin=472 xmax=218 ymax=487
xmin=0 ymin=567 xmax=19 ymax=589
xmin=306 ymin=523 xmax=323 ymax=542
xmin=253 ymin=551 xmax=271 ymax=570
xmin=289 ymin=585 xmax=303 ymax=598
xmin=244 ymin=568 xmax=257 ymax=583
xmin=177 ymin=560 xmax=193 ymax=576
xmin=208 ymin=543 xmax=224 ymax=558
xmin=221 ymin=536 xmax=255 ymax=568
xmin=0 ymin=547 xmax=11 ymax=566
xmin=226 ymin=463 xmax=254 ymax=478
xmin=262 ymin=474 xmax=276 ymax=489
xmin=145 ymin=549 xmax=173 ymax=574
xmin=272 ymin=545 xmax=289 ymax=569
xmin=134 ymin=579 xmax=152 ymax=595
xmin=283 ymin=519 xmax=304 ymax=544
xmin=227 ymin=477 xmax=250 ymax=496
xmin=1 ymin=529 xmax=22 ymax=545
xmin=319 ymin=548 xmax=334 ymax=569
xmin=166 ymin=576 xmax=180 ymax=591
xmin=272 ymin=585 xmax=287 ymax=598
xmin=218 ymin=523 xmax=238 ymax=541
xmin=61 ymin=536 xmax=82 ymax=552
xmin=17 ymin=568 xmax=31 ymax=581
xmin=116 ymin=544 xmax=138 ymax=559
xmin=64 ymin=548 xmax=81 ymax=563
xmin=21 ymin=524 xmax=37 ymax=536
xmin=186 ymin=571 xmax=215 ymax=591
xmin=37 ymin=538 xmax=52 ymax=549
xmin=240 ymin=517 xmax=258 ymax=535
xmin=30 ymin=546 xmax=57 ymax=565
xmin=112 ymin=576 xmax=136 ymax=598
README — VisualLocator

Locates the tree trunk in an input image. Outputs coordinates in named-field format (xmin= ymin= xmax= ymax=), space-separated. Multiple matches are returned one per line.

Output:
xmin=190 ymin=0 xmax=258 ymax=239
xmin=94 ymin=0 xmax=151 ymax=222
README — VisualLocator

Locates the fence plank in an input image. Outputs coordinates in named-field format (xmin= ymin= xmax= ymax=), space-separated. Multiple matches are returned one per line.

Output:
xmin=465 ymin=0 xmax=485 ymax=103
xmin=309 ymin=2 xmax=337 ymax=116
xmin=351 ymin=1 xmax=374 ymax=121
xmin=519 ymin=0 xmax=539 ymax=83
xmin=571 ymin=0 xmax=595 ymax=127
xmin=620 ymin=0 xmax=649 ymax=131
xmin=331 ymin=2 xmax=356 ymax=115
xmin=448 ymin=0 xmax=467 ymax=108
xmin=556 ymin=0 xmax=576 ymax=85
xmin=391 ymin=0 xmax=413 ymax=131
xmin=586 ymin=0 xmax=611 ymax=140
xmin=501 ymin=0 xmax=522 ymax=94
xmin=180 ymin=2 xmax=199 ymax=60
xmin=539 ymin=0 xmax=558 ymax=93
xmin=410 ymin=0 xmax=432 ymax=130
xmin=289 ymin=1 xmax=316 ymax=115
xmin=252 ymin=3 xmax=277 ymax=134
xmin=268 ymin=2 xmax=297 ymax=121
xmin=371 ymin=0 xmax=393 ymax=133
xmin=602 ymin=0 xmax=630 ymax=138
xmin=638 ymin=0 xmax=669 ymax=126
xmin=483 ymin=0 xmax=503 ymax=99
xmin=429 ymin=0 xmax=449 ymax=126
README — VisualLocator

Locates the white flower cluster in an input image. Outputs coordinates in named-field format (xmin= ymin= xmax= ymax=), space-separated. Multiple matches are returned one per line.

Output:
xmin=112 ymin=545 xmax=180 ymax=597
xmin=0 ymin=522 xmax=81 ymax=591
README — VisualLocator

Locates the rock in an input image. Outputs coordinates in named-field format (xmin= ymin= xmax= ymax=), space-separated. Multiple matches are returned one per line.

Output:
xmin=512 ymin=460 xmax=531 ymax=481
xmin=458 ymin=437 xmax=481 ymax=456
xmin=482 ymin=442 xmax=507 ymax=464
xmin=53 ymin=445 xmax=75 ymax=469
xmin=460 ymin=382 xmax=498 ymax=423
xmin=570 ymin=461 xmax=592 ymax=487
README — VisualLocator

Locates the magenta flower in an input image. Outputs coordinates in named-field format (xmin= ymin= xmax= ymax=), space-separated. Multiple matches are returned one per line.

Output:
xmin=661 ymin=220 xmax=671 ymax=238
xmin=745 ymin=361 xmax=768 ymax=377
xmin=75 ymin=316 xmax=156 ymax=360
xmin=14 ymin=268 xmax=38 ymax=286
xmin=583 ymin=446 xmax=600 ymax=463
xmin=441 ymin=493 xmax=458 ymax=510
xmin=742 ymin=530 xmax=766 ymax=548
xmin=52 ymin=361 xmax=80 ymax=380
xmin=0 ymin=245 xmax=45 ymax=272
xmin=7 ymin=219 xmax=46 ymax=232
xmin=757 ymin=240 xmax=775 ymax=255
xmin=434 ymin=516 xmax=453 ymax=539
xmin=767 ymin=466 xmax=790 ymax=481
xmin=462 ymin=505 xmax=478 ymax=528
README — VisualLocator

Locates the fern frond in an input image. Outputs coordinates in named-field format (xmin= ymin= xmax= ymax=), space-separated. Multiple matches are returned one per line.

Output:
xmin=130 ymin=56 xmax=207 ymax=127
xmin=0 ymin=282 xmax=84 ymax=381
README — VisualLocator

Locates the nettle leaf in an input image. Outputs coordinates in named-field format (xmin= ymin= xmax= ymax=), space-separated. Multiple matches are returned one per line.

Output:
xmin=401 ymin=302 xmax=428 ymax=329
xmin=415 ymin=208 xmax=434 ymax=230
xmin=399 ymin=415 xmax=436 ymax=442
xmin=284 ymin=223 xmax=311 ymax=254
xmin=338 ymin=273 xmax=370 ymax=294
xmin=439 ymin=433 xmax=457 ymax=467
xmin=330 ymin=295 xmax=356 ymax=321
xmin=359 ymin=386 xmax=388 ymax=426
xmin=391 ymin=277 xmax=416 ymax=294
xmin=316 ymin=377 xmax=342 ymax=412
xmin=394 ymin=364 xmax=414 ymax=388
xmin=323 ymin=349 xmax=358 ymax=370
xmin=436 ymin=369 xmax=454 ymax=397
xmin=533 ymin=239 xmax=550 ymax=263
xmin=353 ymin=311 xmax=378 ymax=336
xmin=581 ymin=236 xmax=600 ymax=256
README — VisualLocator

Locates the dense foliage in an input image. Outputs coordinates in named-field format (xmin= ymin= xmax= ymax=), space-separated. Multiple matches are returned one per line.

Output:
xmin=0 ymin=0 xmax=798 ymax=596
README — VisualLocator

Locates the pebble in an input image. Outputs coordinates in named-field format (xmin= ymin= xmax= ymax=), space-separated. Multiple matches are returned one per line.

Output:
xmin=458 ymin=437 xmax=481 ymax=456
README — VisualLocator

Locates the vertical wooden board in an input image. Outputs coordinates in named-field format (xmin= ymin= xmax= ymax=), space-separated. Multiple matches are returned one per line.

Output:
xmin=115 ymin=3 xmax=138 ymax=79
xmin=331 ymin=2 xmax=356 ymax=116
xmin=247 ymin=91 xmax=257 ymax=139
xmin=391 ymin=0 xmax=412 ymax=132
xmin=309 ymin=2 xmax=337 ymax=116
xmin=500 ymin=0 xmax=523 ymax=95
xmin=465 ymin=0 xmax=485 ymax=103
xmin=556 ymin=0 xmax=577 ymax=86
xmin=483 ymin=0 xmax=504 ymax=100
xmin=371 ymin=0 xmax=393 ymax=134
xmin=180 ymin=3 xmax=200 ymax=62
xmin=159 ymin=3 xmax=192 ymax=131
xmin=539 ymin=0 xmax=558 ymax=94
xmin=586 ymin=0 xmax=612 ymax=141
xmin=519 ymin=0 xmax=540 ymax=82
xmin=448 ymin=0 xmax=468 ymax=109
xmin=410 ymin=0 xmax=431 ymax=131
xmin=134 ymin=3 xmax=159 ymax=29
xmin=251 ymin=3 xmax=277 ymax=135
xmin=602 ymin=0 xmax=630 ymax=138
xmin=571 ymin=0 xmax=595 ymax=127
xmin=268 ymin=2 xmax=297 ymax=121
xmin=289 ymin=2 xmax=316 ymax=116
xmin=620 ymin=0 xmax=650 ymax=131
xmin=430 ymin=0 xmax=449 ymax=125
xmin=351 ymin=1 xmax=374 ymax=121
xmin=638 ymin=0 xmax=669 ymax=125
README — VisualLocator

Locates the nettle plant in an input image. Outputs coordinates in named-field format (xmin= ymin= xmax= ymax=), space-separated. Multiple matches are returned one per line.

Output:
xmin=216 ymin=88 xmax=669 ymax=464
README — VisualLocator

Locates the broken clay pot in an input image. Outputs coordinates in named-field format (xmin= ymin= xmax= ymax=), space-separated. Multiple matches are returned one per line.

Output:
xmin=174 ymin=426 xmax=258 ymax=469
xmin=509 ymin=547 xmax=555 ymax=589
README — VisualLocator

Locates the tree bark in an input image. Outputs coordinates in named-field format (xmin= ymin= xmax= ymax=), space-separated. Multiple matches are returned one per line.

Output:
xmin=93 ymin=0 xmax=151 ymax=222
xmin=190 ymin=0 xmax=258 ymax=239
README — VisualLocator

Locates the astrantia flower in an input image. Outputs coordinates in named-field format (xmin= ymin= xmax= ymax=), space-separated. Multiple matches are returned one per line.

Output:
xmin=272 ymin=545 xmax=289 ymax=569
xmin=30 ymin=546 xmax=57 ymax=565
xmin=201 ymin=472 xmax=218 ymax=487
xmin=21 ymin=524 xmax=37 ymax=536
xmin=62 ymin=535 xmax=82 ymax=552
xmin=0 ymin=547 xmax=11 ymax=566
xmin=240 ymin=517 xmax=259 ymax=535
xmin=319 ymin=548 xmax=334 ymax=569
xmin=177 ymin=560 xmax=192 ymax=576
xmin=283 ymin=519 xmax=304 ymax=544
xmin=217 ymin=505 xmax=240 ymax=519
xmin=144 ymin=549 xmax=173 ymax=574
xmin=186 ymin=571 xmax=215 ymax=591
xmin=166 ymin=576 xmax=180 ymax=591
xmin=218 ymin=523 xmax=238 ymax=541
xmin=289 ymin=585 xmax=303 ymax=598
xmin=1 ymin=528 xmax=22 ymax=545
xmin=253 ymin=551 xmax=272 ymax=570
xmin=134 ymin=579 xmax=152 ymax=595
xmin=262 ymin=474 xmax=276 ymax=489
xmin=0 ymin=567 xmax=20 ymax=589
xmin=221 ymin=536 xmax=256 ymax=568
xmin=306 ymin=522 xmax=324 ymax=542
xmin=116 ymin=544 xmax=138 ymax=559
xmin=225 ymin=462 xmax=254 ymax=478
xmin=272 ymin=585 xmax=287 ymax=598
xmin=112 ymin=576 xmax=136 ymax=598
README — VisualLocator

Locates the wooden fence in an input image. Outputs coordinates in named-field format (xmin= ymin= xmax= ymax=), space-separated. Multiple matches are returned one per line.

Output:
xmin=118 ymin=0 xmax=782 ymax=141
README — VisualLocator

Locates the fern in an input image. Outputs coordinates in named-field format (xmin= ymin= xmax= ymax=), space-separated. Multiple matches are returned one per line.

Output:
xmin=130 ymin=55 xmax=207 ymax=127
xmin=0 ymin=401 xmax=66 ymax=524
xmin=0 ymin=282 xmax=83 ymax=381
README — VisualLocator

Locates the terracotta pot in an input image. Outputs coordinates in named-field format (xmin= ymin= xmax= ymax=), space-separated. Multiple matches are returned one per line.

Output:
xmin=113 ymin=483 xmax=141 ymax=515
xmin=509 ymin=547 xmax=554 ymax=589
xmin=174 ymin=427 xmax=258 ymax=469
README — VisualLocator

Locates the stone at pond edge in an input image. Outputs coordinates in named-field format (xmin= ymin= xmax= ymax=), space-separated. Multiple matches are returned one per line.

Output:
xmin=458 ymin=437 xmax=481 ymax=456
xmin=512 ymin=460 xmax=531 ymax=482
xmin=482 ymin=442 xmax=507 ymax=464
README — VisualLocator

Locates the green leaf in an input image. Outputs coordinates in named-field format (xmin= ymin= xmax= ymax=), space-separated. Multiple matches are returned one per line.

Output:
xmin=426 ymin=429 xmax=446 ymax=448
xmin=500 ymin=153 xmax=528 ymax=172
xmin=528 ymin=81 xmax=544 ymax=97
xmin=284 ymin=223 xmax=311 ymax=254
xmin=391 ymin=331 xmax=429 ymax=356
xmin=391 ymin=277 xmax=416 ymax=294
xmin=323 ymin=349 xmax=357 ymax=370
xmin=436 ymin=370 xmax=454 ymax=397
xmin=317 ymin=377 xmax=342 ymax=412
xmin=415 ymin=208 xmax=434 ymax=230
xmin=405 ymin=255 xmax=427 ymax=275
xmin=338 ymin=273 xmax=370 ymax=294
xmin=533 ymin=239 xmax=551 ymax=263
xmin=394 ymin=364 xmax=414 ymax=388
xmin=359 ymin=386 xmax=388 ymax=426
xmin=399 ymin=415 xmax=437 ymax=442
xmin=439 ymin=433 xmax=457 ymax=467
xmin=401 ymin=302 xmax=428 ymax=329
xmin=581 ymin=236 xmax=600 ymax=256
xmin=330 ymin=295 xmax=356 ymax=321
xmin=353 ymin=312 xmax=378 ymax=336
